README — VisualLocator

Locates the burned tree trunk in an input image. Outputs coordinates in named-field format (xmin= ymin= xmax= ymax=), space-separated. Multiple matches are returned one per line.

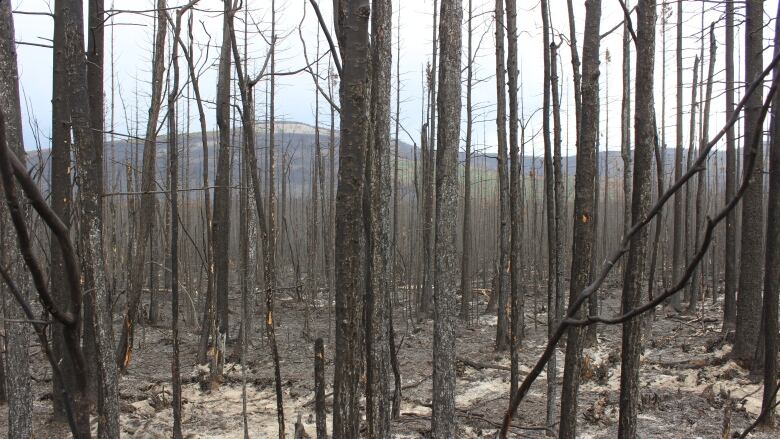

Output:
xmin=559 ymin=0 xmax=602 ymax=437
xmin=735 ymin=0 xmax=765 ymax=367
xmin=50 ymin=0 xmax=75 ymax=420
xmin=0 ymin=3 xmax=32 ymax=436
xmin=617 ymin=1 xmax=655 ymax=436
xmin=365 ymin=0 xmax=393 ymax=436
xmin=117 ymin=0 xmax=167 ymax=371
xmin=506 ymin=0 xmax=524 ymax=394
xmin=723 ymin=0 xmax=737 ymax=330
xmin=432 ymin=0 xmax=462 ymax=436
xmin=671 ymin=0 xmax=684 ymax=311
xmin=759 ymin=0 xmax=780 ymax=425
xmin=493 ymin=0 xmax=510 ymax=350
xmin=211 ymin=0 xmax=234 ymax=382
xmin=332 ymin=0 xmax=369 ymax=436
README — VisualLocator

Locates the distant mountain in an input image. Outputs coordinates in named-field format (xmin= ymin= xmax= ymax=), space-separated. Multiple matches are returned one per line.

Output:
xmin=25 ymin=121 xmax=729 ymax=195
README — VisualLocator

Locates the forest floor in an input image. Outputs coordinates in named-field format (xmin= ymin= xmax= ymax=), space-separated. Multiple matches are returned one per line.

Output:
xmin=5 ymin=281 xmax=780 ymax=438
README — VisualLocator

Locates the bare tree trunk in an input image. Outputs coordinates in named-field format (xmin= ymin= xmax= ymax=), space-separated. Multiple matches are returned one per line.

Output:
xmin=365 ymin=0 xmax=393 ymax=435
xmin=117 ymin=0 xmax=167 ymax=371
xmin=671 ymin=0 xmax=684 ymax=311
xmin=167 ymin=4 xmax=196 ymax=435
xmin=460 ymin=0 xmax=474 ymax=321
xmin=621 ymin=8 xmax=632 ymax=241
xmin=211 ymin=0 xmax=233 ymax=383
xmin=723 ymin=0 xmax=737 ymax=330
xmin=332 ymin=0 xmax=369 ymax=436
xmin=50 ymin=0 xmax=75 ymax=420
xmin=506 ymin=0 xmax=524 ymax=395
xmin=735 ymin=0 xmax=765 ymax=367
xmin=493 ymin=0 xmax=510 ymax=351
xmin=617 ymin=2 xmax=655 ymax=437
xmin=760 ymin=2 xmax=780 ymax=425
xmin=225 ymin=8 xmax=284 ymax=435
xmin=84 ymin=0 xmax=120 ymax=435
xmin=432 ymin=0 xmax=462 ymax=436
xmin=684 ymin=54 xmax=699 ymax=306
xmin=690 ymin=27 xmax=716 ymax=313
xmin=559 ymin=1 xmax=601 ymax=437
xmin=0 ymin=3 xmax=32 ymax=436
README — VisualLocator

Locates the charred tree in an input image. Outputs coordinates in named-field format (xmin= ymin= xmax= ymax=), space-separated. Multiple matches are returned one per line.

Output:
xmin=431 ymin=0 xmax=462 ymax=436
xmin=735 ymin=0 xmax=765 ymax=367
xmin=559 ymin=0 xmax=601 ymax=437
xmin=617 ymin=1 xmax=655 ymax=436
xmin=332 ymin=0 xmax=369 ymax=436
xmin=117 ymin=0 xmax=167 ymax=371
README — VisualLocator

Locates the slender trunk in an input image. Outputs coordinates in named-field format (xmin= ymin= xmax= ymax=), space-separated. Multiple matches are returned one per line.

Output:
xmin=460 ymin=0 xmax=474 ymax=321
xmin=690 ymin=27 xmax=716 ymax=313
xmin=117 ymin=0 xmax=167 ymax=371
xmin=541 ymin=0 xmax=558 ymax=430
xmin=671 ymin=0 xmax=684 ymax=310
xmin=723 ymin=0 xmax=737 ymax=330
xmin=506 ymin=0 xmax=524 ymax=397
xmin=493 ymin=0 xmax=510 ymax=350
xmin=211 ymin=0 xmax=233 ymax=382
xmin=617 ymin=2 xmax=656 ymax=437
xmin=559 ymin=1 xmax=601 ymax=437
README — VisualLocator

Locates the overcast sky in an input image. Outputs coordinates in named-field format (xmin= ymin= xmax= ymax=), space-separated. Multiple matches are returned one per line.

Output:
xmin=11 ymin=0 xmax=780 ymax=157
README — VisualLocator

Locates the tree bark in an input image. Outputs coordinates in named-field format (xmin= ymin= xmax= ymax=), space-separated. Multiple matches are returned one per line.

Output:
xmin=50 ymin=0 xmax=75 ymax=420
xmin=212 ymin=0 xmax=233 ymax=382
xmin=332 ymin=0 xmax=369 ymax=436
xmin=759 ymin=0 xmax=780 ymax=425
xmin=460 ymin=0 xmax=474 ymax=321
xmin=617 ymin=2 xmax=655 ymax=437
xmin=735 ymin=0 xmax=765 ymax=367
xmin=365 ymin=0 xmax=393 ymax=435
xmin=0 ymin=3 xmax=32 ymax=436
xmin=723 ymin=0 xmax=737 ymax=330
xmin=506 ymin=0 xmax=524 ymax=396
xmin=432 ymin=0 xmax=462 ymax=436
xmin=671 ymin=0 xmax=684 ymax=311
xmin=559 ymin=1 xmax=601 ymax=438
xmin=493 ymin=0 xmax=510 ymax=351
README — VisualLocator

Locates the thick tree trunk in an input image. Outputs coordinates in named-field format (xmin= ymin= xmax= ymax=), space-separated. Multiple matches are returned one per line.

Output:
xmin=432 ymin=0 xmax=462 ymax=436
xmin=735 ymin=0 xmax=765 ymax=367
xmin=50 ymin=0 xmax=75 ymax=420
xmin=0 ymin=3 xmax=32 ymax=436
xmin=759 ymin=0 xmax=780 ymax=425
xmin=332 ymin=0 xmax=370 ymax=436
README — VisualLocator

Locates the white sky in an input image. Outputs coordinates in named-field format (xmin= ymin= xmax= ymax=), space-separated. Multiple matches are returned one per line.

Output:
xmin=10 ymin=0 xmax=780 ymax=157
